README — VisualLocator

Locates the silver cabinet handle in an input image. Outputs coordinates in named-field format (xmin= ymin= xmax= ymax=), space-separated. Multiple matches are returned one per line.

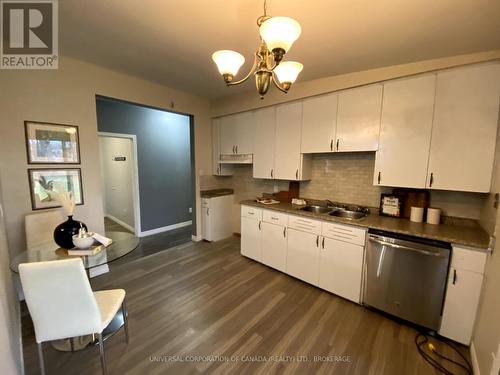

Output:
xmin=330 ymin=139 xmax=333 ymax=151
xmin=429 ymin=172 xmax=434 ymax=187
xmin=271 ymin=169 xmax=273 ymax=178
xmin=377 ymin=171 xmax=381 ymax=185
xmin=235 ymin=145 xmax=238 ymax=154
xmin=369 ymin=237 xmax=445 ymax=257
xmin=258 ymin=221 xmax=261 ymax=230
xmin=296 ymin=169 xmax=299 ymax=180
xmin=453 ymin=269 xmax=457 ymax=285
xmin=336 ymin=139 xmax=340 ymax=151
xmin=206 ymin=208 xmax=209 ymax=216
xmin=283 ymin=227 xmax=286 ymax=237
xmin=217 ymin=166 xmax=220 ymax=174
xmin=316 ymin=235 xmax=319 ymax=247
xmin=322 ymin=237 xmax=325 ymax=249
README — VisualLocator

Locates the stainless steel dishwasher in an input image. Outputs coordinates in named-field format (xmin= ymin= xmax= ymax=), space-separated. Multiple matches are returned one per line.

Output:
xmin=363 ymin=229 xmax=451 ymax=331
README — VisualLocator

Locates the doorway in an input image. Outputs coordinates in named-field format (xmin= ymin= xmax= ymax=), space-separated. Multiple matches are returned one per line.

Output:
xmin=98 ymin=133 xmax=140 ymax=235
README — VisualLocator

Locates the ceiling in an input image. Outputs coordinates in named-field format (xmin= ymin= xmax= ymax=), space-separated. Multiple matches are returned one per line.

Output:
xmin=60 ymin=0 xmax=500 ymax=99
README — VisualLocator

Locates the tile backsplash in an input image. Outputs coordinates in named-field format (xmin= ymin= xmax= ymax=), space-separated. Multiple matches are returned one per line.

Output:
xmin=202 ymin=152 xmax=487 ymax=220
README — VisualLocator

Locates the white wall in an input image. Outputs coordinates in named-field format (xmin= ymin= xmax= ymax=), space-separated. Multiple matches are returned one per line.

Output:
xmin=0 ymin=183 xmax=23 ymax=375
xmin=0 ymin=55 xmax=212 ymax=257
xmin=99 ymin=136 xmax=135 ymax=230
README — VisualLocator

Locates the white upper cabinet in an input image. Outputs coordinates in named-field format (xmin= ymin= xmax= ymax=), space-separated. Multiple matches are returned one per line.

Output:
xmin=253 ymin=107 xmax=276 ymax=179
xmin=219 ymin=111 xmax=254 ymax=155
xmin=275 ymin=102 xmax=311 ymax=180
xmin=427 ymin=63 xmax=500 ymax=192
xmin=336 ymin=84 xmax=383 ymax=152
xmin=301 ymin=94 xmax=338 ymax=153
xmin=212 ymin=119 xmax=233 ymax=176
xmin=374 ymin=74 xmax=436 ymax=188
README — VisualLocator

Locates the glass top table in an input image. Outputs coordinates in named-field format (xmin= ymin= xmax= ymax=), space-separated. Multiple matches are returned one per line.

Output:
xmin=10 ymin=231 xmax=139 ymax=273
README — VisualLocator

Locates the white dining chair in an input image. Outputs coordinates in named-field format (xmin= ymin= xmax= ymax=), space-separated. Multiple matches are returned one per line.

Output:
xmin=25 ymin=210 xmax=65 ymax=249
xmin=19 ymin=258 xmax=128 ymax=375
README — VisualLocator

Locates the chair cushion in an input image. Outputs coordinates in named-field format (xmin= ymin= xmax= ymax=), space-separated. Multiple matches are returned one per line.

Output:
xmin=93 ymin=289 xmax=126 ymax=330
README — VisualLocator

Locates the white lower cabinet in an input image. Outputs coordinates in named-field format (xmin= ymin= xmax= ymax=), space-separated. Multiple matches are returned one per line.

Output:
xmin=261 ymin=222 xmax=287 ymax=272
xmin=319 ymin=237 xmax=364 ymax=303
xmin=439 ymin=246 xmax=487 ymax=345
xmin=240 ymin=215 xmax=262 ymax=262
xmin=286 ymin=228 xmax=321 ymax=286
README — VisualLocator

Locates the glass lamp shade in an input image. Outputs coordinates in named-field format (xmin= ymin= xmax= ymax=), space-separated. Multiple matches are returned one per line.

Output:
xmin=274 ymin=61 xmax=303 ymax=84
xmin=259 ymin=17 xmax=302 ymax=52
xmin=212 ymin=50 xmax=245 ymax=76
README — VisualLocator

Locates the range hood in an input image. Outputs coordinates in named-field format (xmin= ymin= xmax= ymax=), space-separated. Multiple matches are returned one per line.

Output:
xmin=219 ymin=154 xmax=253 ymax=164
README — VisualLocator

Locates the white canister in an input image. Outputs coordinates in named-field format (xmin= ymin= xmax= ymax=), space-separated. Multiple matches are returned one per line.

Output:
xmin=427 ymin=208 xmax=441 ymax=225
xmin=410 ymin=207 xmax=424 ymax=223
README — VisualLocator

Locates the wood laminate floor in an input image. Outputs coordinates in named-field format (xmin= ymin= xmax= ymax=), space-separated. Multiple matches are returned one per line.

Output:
xmin=21 ymin=236 xmax=470 ymax=375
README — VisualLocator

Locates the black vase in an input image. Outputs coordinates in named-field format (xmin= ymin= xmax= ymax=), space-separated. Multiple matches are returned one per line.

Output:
xmin=53 ymin=216 xmax=87 ymax=249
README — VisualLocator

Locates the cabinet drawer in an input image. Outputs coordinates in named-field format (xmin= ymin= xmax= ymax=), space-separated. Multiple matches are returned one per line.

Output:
xmin=262 ymin=210 xmax=288 ymax=226
xmin=288 ymin=215 xmax=322 ymax=235
xmin=321 ymin=222 xmax=366 ymax=246
xmin=451 ymin=246 xmax=487 ymax=274
xmin=241 ymin=205 xmax=262 ymax=220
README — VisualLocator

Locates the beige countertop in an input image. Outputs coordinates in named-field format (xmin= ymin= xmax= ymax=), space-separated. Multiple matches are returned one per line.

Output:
xmin=241 ymin=200 xmax=491 ymax=249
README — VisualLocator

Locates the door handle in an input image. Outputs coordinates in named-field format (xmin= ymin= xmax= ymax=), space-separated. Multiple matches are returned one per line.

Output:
xmin=271 ymin=169 xmax=273 ymax=178
xmin=336 ymin=139 xmax=340 ymax=151
xmin=369 ymin=237 xmax=445 ymax=257
xmin=296 ymin=169 xmax=299 ymax=180
xmin=330 ymin=139 xmax=333 ymax=151
xmin=283 ymin=227 xmax=286 ymax=238
xmin=316 ymin=235 xmax=319 ymax=247
xmin=377 ymin=171 xmax=381 ymax=185
xmin=429 ymin=172 xmax=434 ymax=187
xmin=452 ymin=269 xmax=457 ymax=285
xmin=322 ymin=237 xmax=325 ymax=249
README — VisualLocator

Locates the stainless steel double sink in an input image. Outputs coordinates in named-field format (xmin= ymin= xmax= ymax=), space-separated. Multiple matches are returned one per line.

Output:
xmin=299 ymin=204 xmax=369 ymax=220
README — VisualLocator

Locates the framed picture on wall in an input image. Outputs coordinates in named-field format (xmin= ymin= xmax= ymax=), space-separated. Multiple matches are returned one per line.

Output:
xmin=24 ymin=121 xmax=81 ymax=164
xmin=28 ymin=168 xmax=84 ymax=210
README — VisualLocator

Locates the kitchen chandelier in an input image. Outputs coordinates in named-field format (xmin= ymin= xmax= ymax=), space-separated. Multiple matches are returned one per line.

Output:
xmin=212 ymin=0 xmax=303 ymax=99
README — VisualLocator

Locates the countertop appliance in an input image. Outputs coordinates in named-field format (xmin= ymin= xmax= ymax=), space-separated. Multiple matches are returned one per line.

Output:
xmin=201 ymin=194 xmax=233 ymax=242
xmin=363 ymin=229 xmax=451 ymax=331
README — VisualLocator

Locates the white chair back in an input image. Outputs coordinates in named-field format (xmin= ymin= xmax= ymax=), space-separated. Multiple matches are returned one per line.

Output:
xmin=19 ymin=258 xmax=102 ymax=343
xmin=25 ymin=210 xmax=65 ymax=249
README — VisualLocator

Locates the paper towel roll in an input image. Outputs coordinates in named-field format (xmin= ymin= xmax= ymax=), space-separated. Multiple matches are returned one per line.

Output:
xmin=427 ymin=208 xmax=441 ymax=225
xmin=410 ymin=207 xmax=424 ymax=223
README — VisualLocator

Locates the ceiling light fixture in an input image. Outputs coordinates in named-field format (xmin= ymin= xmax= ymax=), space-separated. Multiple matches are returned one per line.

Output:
xmin=212 ymin=0 xmax=303 ymax=99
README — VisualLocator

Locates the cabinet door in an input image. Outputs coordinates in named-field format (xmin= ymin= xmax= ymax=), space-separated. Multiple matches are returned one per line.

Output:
xmin=336 ymin=84 xmax=382 ymax=152
xmin=253 ymin=107 xmax=276 ymax=179
xmin=261 ymin=222 xmax=287 ymax=272
xmin=201 ymin=207 xmax=211 ymax=241
xmin=439 ymin=267 xmax=484 ymax=345
xmin=319 ymin=237 xmax=364 ymax=303
xmin=374 ymin=74 xmax=436 ymax=188
xmin=234 ymin=111 xmax=254 ymax=154
xmin=301 ymin=94 xmax=337 ymax=153
xmin=286 ymin=228 xmax=320 ymax=286
xmin=212 ymin=119 xmax=233 ymax=176
xmin=240 ymin=216 xmax=262 ymax=261
xmin=219 ymin=115 xmax=236 ymax=155
xmin=427 ymin=64 xmax=500 ymax=192
xmin=275 ymin=102 xmax=303 ymax=180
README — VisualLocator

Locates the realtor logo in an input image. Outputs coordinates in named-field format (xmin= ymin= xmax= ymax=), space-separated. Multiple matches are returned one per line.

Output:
xmin=1 ymin=0 xmax=58 ymax=69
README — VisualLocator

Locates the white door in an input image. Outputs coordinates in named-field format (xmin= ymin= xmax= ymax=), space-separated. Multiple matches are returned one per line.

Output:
xmin=275 ymin=102 xmax=303 ymax=180
xmin=201 ymin=206 xmax=211 ymax=241
xmin=439 ymin=267 xmax=484 ymax=345
xmin=336 ymin=84 xmax=383 ymax=152
xmin=319 ymin=237 xmax=364 ymax=303
xmin=253 ymin=107 xmax=276 ymax=179
xmin=374 ymin=74 xmax=436 ymax=188
xmin=261 ymin=222 xmax=287 ymax=272
xmin=234 ymin=111 xmax=254 ymax=154
xmin=427 ymin=63 xmax=500 ymax=192
xmin=241 ymin=216 xmax=262 ymax=261
xmin=286 ymin=228 xmax=320 ymax=286
xmin=301 ymin=93 xmax=338 ymax=153
xmin=219 ymin=115 xmax=236 ymax=155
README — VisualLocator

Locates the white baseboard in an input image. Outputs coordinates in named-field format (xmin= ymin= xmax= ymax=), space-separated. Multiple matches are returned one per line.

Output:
xmin=470 ymin=340 xmax=480 ymax=375
xmin=191 ymin=234 xmax=202 ymax=242
xmin=105 ymin=214 xmax=135 ymax=233
xmin=139 ymin=220 xmax=192 ymax=237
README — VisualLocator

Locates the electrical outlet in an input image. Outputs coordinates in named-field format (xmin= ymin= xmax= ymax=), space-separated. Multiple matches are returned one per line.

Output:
xmin=189 ymin=207 xmax=192 ymax=213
